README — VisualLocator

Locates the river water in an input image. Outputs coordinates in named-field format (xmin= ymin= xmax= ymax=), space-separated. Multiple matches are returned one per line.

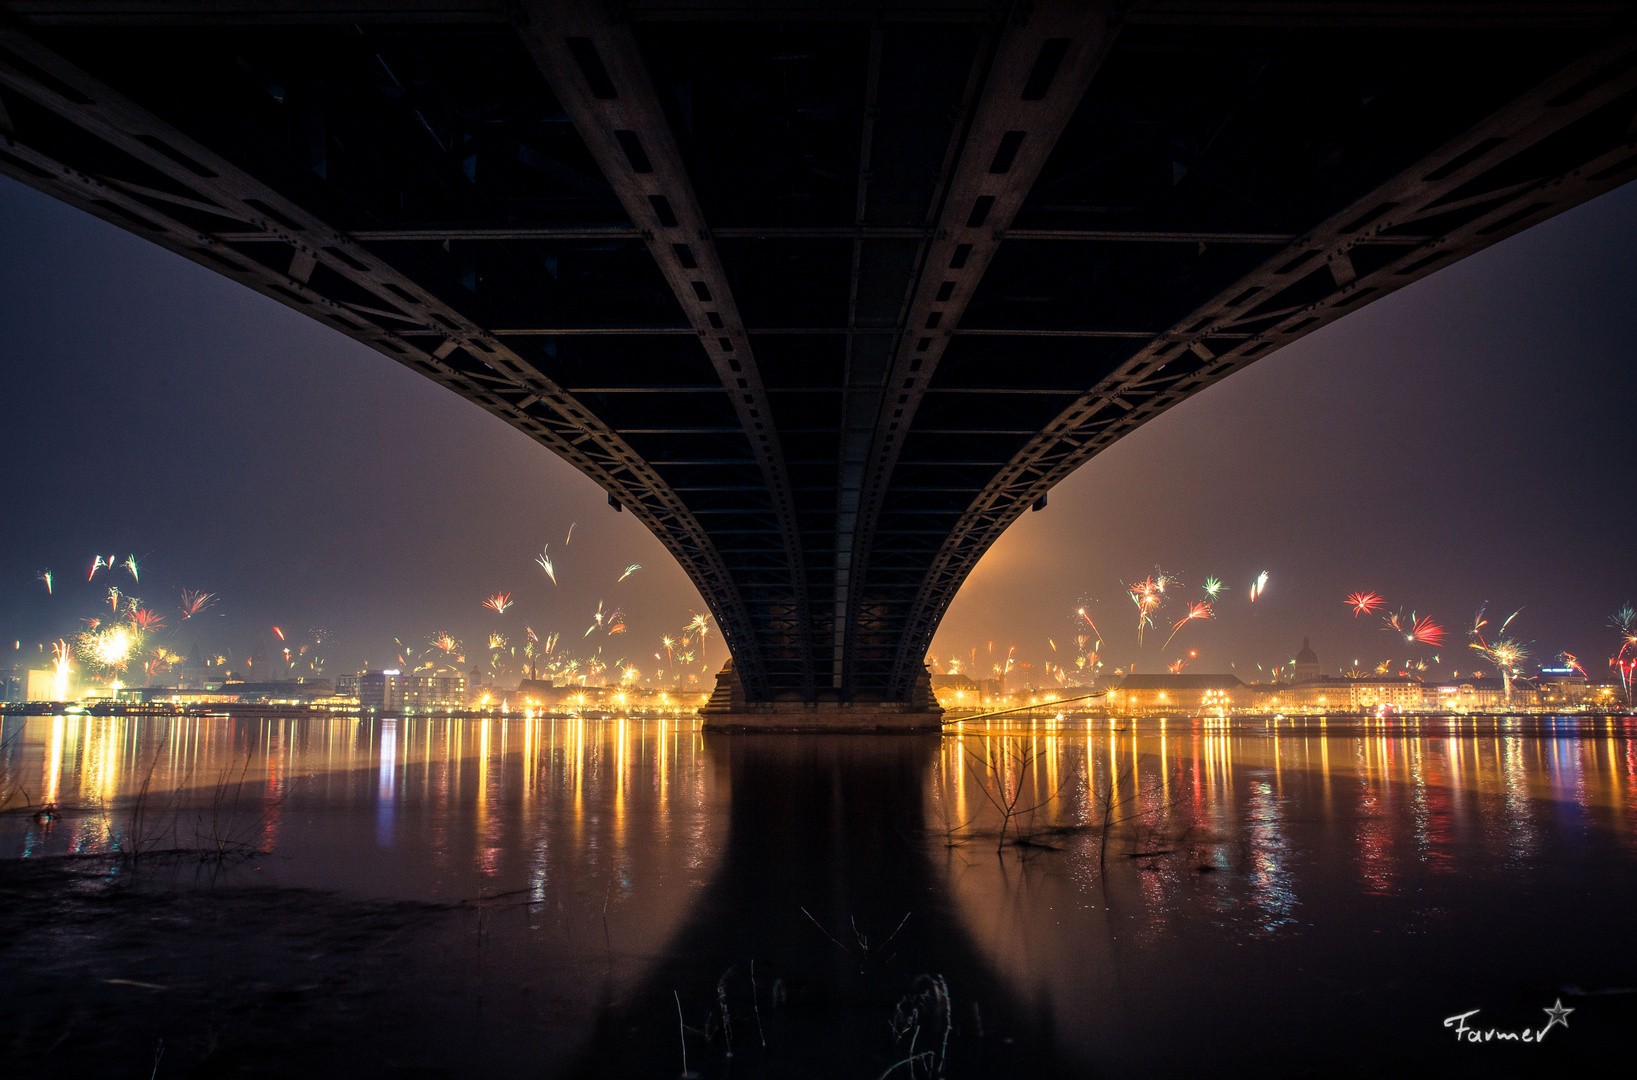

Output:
xmin=2 ymin=712 xmax=1635 ymax=1078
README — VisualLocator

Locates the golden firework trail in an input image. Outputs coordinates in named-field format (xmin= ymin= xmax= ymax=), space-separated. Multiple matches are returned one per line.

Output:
xmin=1161 ymin=600 xmax=1214 ymax=651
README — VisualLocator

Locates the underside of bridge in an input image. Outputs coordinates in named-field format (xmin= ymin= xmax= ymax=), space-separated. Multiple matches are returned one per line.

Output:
xmin=3 ymin=1 xmax=1636 ymax=724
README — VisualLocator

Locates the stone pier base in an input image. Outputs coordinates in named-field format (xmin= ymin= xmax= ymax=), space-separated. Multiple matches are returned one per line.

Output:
xmin=697 ymin=661 xmax=944 ymax=733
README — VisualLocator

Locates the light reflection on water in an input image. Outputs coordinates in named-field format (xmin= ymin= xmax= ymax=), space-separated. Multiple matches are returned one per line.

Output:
xmin=3 ymin=713 xmax=1637 ymax=1076
xmin=3 ymin=714 xmax=721 ymax=889
xmin=929 ymin=717 xmax=1637 ymax=1074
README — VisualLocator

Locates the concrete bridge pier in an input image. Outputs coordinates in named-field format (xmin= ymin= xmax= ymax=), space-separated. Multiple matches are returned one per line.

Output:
xmin=698 ymin=661 xmax=944 ymax=733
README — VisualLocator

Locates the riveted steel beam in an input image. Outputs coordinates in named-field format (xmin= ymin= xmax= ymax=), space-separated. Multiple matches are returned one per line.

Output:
xmin=307 ymin=224 xmax=1303 ymax=243
xmin=515 ymin=0 xmax=815 ymax=701
xmin=6 ymin=1 xmax=1628 ymax=30
xmin=0 ymin=26 xmax=771 ymax=696
xmin=887 ymin=28 xmax=1637 ymax=696
xmin=845 ymin=0 xmax=1121 ymax=701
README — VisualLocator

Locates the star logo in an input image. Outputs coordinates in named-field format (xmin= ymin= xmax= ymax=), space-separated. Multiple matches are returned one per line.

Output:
xmin=1542 ymin=999 xmax=1574 ymax=1030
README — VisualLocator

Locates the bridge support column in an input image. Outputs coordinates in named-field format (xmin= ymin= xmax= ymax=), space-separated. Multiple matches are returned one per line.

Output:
xmin=698 ymin=661 xmax=944 ymax=733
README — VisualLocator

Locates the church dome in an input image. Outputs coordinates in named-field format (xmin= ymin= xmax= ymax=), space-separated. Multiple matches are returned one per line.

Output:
xmin=1296 ymin=637 xmax=1318 ymax=664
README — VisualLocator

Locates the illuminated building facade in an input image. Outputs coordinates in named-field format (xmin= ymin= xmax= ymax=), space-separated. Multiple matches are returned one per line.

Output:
xmin=1257 ymin=678 xmax=1356 ymax=713
xmin=1348 ymin=678 xmax=1427 ymax=712
xmin=1106 ymin=674 xmax=1246 ymax=716
xmin=931 ymin=673 xmax=979 ymax=710
xmin=1425 ymin=678 xmax=1538 ymax=711
xmin=1533 ymin=668 xmax=1619 ymax=708
xmin=405 ymin=674 xmax=467 ymax=710
xmin=341 ymin=671 xmax=467 ymax=712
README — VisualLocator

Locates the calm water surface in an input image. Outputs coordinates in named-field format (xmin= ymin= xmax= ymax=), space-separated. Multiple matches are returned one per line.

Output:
xmin=3 ymin=713 xmax=1636 ymax=1078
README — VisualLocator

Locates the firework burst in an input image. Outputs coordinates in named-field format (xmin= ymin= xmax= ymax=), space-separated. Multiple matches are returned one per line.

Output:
xmin=1469 ymin=605 xmax=1527 ymax=702
xmin=1345 ymin=591 xmax=1384 ymax=617
xmin=179 ymin=589 xmax=215 ymax=620
xmin=76 ymin=622 xmax=137 ymax=677
xmin=1611 ymin=605 xmax=1637 ymax=703
xmin=1381 ymin=608 xmax=1444 ymax=648
xmin=1161 ymin=601 xmax=1214 ymax=651
xmin=1075 ymin=608 xmax=1103 ymax=650
xmin=535 ymin=546 xmax=556 ymax=585
xmin=1249 ymin=571 xmax=1270 ymax=603
xmin=1125 ymin=573 xmax=1171 ymax=646
xmin=51 ymin=639 xmax=72 ymax=699
xmin=482 ymin=591 xmax=513 ymax=614
xmin=1408 ymin=615 xmax=1446 ymax=647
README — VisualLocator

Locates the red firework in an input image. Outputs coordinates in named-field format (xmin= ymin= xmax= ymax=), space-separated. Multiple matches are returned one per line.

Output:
xmin=1408 ymin=616 xmax=1446 ymax=648
xmin=1345 ymin=591 xmax=1384 ymax=617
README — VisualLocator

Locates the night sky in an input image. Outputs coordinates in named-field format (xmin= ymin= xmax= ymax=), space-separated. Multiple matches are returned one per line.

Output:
xmin=4 ymin=173 xmax=1636 ymax=685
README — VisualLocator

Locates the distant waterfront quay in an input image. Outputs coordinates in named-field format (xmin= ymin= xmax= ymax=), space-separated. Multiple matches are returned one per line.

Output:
xmin=931 ymin=638 xmax=1631 ymax=720
xmin=3 ymin=662 xmax=1628 ymax=722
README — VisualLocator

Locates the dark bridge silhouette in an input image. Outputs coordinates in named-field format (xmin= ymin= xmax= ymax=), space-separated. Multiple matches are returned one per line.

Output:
xmin=3 ymin=1 xmax=1635 ymax=723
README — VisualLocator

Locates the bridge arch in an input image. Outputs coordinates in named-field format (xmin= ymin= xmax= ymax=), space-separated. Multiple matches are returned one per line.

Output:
xmin=3 ymin=1 xmax=1634 ymax=717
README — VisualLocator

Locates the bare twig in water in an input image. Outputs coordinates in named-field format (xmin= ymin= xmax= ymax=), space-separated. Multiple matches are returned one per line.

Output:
xmin=0 ymin=723 xmax=31 ymax=813
xmin=855 ymin=911 xmax=912 ymax=958
xmin=750 ymin=958 xmax=766 ymax=1048
xmin=193 ymin=750 xmax=265 ymax=860
xmin=892 ymin=974 xmax=952 ymax=1076
xmin=716 ymin=967 xmax=735 ymax=1058
xmin=802 ymin=907 xmax=912 ymax=972
xmin=1087 ymin=752 xmax=1186 ymax=873
xmin=964 ymin=737 xmax=1066 ymax=856
xmin=674 ymin=989 xmax=690 ymax=1077
xmin=122 ymin=749 xmax=169 ymax=862
xmin=800 ymin=906 xmax=850 ymax=952
xmin=876 ymin=1051 xmax=935 ymax=1080
xmin=602 ymin=874 xmax=613 ymax=958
